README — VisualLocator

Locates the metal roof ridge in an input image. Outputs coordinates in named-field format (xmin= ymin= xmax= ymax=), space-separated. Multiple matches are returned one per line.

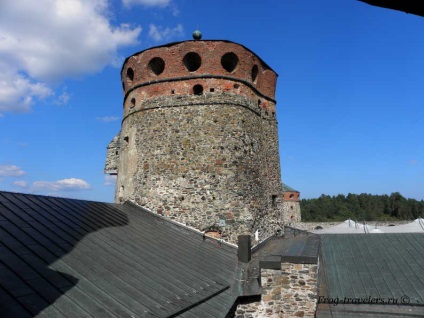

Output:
xmin=122 ymin=200 xmax=238 ymax=249
xmin=0 ymin=189 xmax=101 ymax=203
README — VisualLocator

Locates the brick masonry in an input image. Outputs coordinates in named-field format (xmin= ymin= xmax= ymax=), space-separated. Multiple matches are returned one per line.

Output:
xmin=236 ymin=264 xmax=318 ymax=317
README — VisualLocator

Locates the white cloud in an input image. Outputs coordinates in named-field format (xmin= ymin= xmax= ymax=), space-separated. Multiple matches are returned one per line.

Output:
xmin=13 ymin=180 xmax=28 ymax=188
xmin=0 ymin=0 xmax=141 ymax=115
xmin=96 ymin=116 xmax=120 ymax=122
xmin=0 ymin=165 xmax=25 ymax=177
xmin=32 ymin=178 xmax=91 ymax=191
xmin=0 ymin=68 xmax=53 ymax=115
xmin=171 ymin=5 xmax=180 ymax=17
xmin=55 ymin=90 xmax=71 ymax=105
xmin=104 ymin=175 xmax=117 ymax=186
xmin=122 ymin=0 xmax=170 ymax=7
xmin=149 ymin=24 xmax=184 ymax=43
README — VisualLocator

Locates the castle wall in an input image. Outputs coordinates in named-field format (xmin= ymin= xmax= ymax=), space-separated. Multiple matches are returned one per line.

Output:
xmin=116 ymin=92 xmax=283 ymax=242
xmin=109 ymin=40 xmax=288 ymax=242
xmin=104 ymin=133 xmax=120 ymax=174
xmin=281 ymin=201 xmax=302 ymax=224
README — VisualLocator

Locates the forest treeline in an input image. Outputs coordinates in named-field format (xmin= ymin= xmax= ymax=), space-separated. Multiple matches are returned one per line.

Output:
xmin=300 ymin=192 xmax=424 ymax=222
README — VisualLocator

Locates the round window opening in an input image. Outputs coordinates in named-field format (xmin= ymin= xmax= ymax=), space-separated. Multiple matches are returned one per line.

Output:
xmin=126 ymin=68 xmax=134 ymax=81
xmin=183 ymin=52 xmax=201 ymax=72
xmin=221 ymin=52 xmax=239 ymax=72
xmin=148 ymin=57 xmax=165 ymax=75
xmin=193 ymin=84 xmax=203 ymax=95
xmin=251 ymin=65 xmax=259 ymax=82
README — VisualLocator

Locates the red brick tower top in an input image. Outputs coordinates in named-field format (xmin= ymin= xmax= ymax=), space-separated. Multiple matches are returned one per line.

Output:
xmin=121 ymin=38 xmax=278 ymax=115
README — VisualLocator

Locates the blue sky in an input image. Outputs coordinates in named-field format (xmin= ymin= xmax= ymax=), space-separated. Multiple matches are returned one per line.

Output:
xmin=0 ymin=0 xmax=423 ymax=202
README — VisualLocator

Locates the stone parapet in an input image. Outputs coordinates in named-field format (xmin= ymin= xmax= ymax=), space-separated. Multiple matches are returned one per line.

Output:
xmin=236 ymin=264 xmax=318 ymax=317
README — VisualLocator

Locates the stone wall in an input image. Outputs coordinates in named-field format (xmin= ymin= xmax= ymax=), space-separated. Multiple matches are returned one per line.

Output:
xmin=104 ymin=133 xmax=120 ymax=174
xmin=108 ymin=39 xmax=290 ymax=243
xmin=115 ymin=93 xmax=284 ymax=243
xmin=236 ymin=264 xmax=318 ymax=317
xmin=281 ymin=201 xmax=301 ymax=224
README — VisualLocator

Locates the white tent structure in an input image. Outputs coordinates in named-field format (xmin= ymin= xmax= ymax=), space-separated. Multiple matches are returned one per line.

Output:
xmin=312 ymin=218 xmax=424 ymax=234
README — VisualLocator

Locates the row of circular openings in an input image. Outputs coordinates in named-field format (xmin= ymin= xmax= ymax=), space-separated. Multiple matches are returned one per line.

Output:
xmin=177 ymin=52 xmax=241 ymax=73
xmin=125 ymin=52 xmax=259 ymax=82
xmin=126 ymin=57 xmax=165 ymax=79
xmin=126 ymin=83 xmax=222 ymax=108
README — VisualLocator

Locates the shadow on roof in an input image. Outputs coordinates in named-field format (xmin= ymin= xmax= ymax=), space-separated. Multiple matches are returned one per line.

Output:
xmin=0 ymin=191 xmax=129 ymax=317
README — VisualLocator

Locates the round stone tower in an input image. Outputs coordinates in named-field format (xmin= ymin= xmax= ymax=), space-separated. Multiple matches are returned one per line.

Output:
xmin=106 ymin=36 xmax=287 ymax=242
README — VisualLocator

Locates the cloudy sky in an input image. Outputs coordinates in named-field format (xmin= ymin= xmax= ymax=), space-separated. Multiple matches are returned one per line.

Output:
xmin=0 ymin=0 xmax=423 ymax=201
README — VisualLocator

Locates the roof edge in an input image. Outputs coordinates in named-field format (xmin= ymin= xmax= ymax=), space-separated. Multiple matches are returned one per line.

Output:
xmin=121 ymin=201 xmax=238 ymax=249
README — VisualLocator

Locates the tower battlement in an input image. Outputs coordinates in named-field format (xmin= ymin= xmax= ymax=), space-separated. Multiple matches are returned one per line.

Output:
xmin=106 ymin=37 xmax=299 ymax=243
xmin=121 ymin=40 xmax=277 ymax=112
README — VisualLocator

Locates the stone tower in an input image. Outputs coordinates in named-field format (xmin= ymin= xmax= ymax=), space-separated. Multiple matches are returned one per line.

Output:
xmin=281 ymin=183 xmax=301 ymax=224
xmin=105 ymin=35 xmax=288 ymax=242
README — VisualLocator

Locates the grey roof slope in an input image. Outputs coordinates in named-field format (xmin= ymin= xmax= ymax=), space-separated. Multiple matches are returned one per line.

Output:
xmin=317 ymin=233 xmax=424 ymax=317
xmin=282 ymin=183 xmax=299 ymax=193
xmin=253 ymin=231 xmax=320 ymax=267
xmin=0 ymin=191 xmax=240 ymax=317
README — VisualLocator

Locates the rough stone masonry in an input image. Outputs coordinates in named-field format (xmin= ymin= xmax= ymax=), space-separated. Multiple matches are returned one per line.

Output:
xmin=105 ymin=38 xmax=301 ymax=243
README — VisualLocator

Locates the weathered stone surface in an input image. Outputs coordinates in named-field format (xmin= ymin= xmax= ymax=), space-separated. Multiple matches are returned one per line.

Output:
xmin=104 ymin=133 xmax=120 ymax=174
xmin=107 ymin=40 xmax=298 ymax=243
xmin=116 ymin=93 xmax=283 ymax=243
xmin=236 ymin=264 xmax=318 ymax=317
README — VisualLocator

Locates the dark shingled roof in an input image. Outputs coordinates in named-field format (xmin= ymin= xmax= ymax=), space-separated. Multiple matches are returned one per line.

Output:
xmin=317 ymin=233 xmax=424 ymax=317
xmin=0 ymin=191 xmax=241 ymax=317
